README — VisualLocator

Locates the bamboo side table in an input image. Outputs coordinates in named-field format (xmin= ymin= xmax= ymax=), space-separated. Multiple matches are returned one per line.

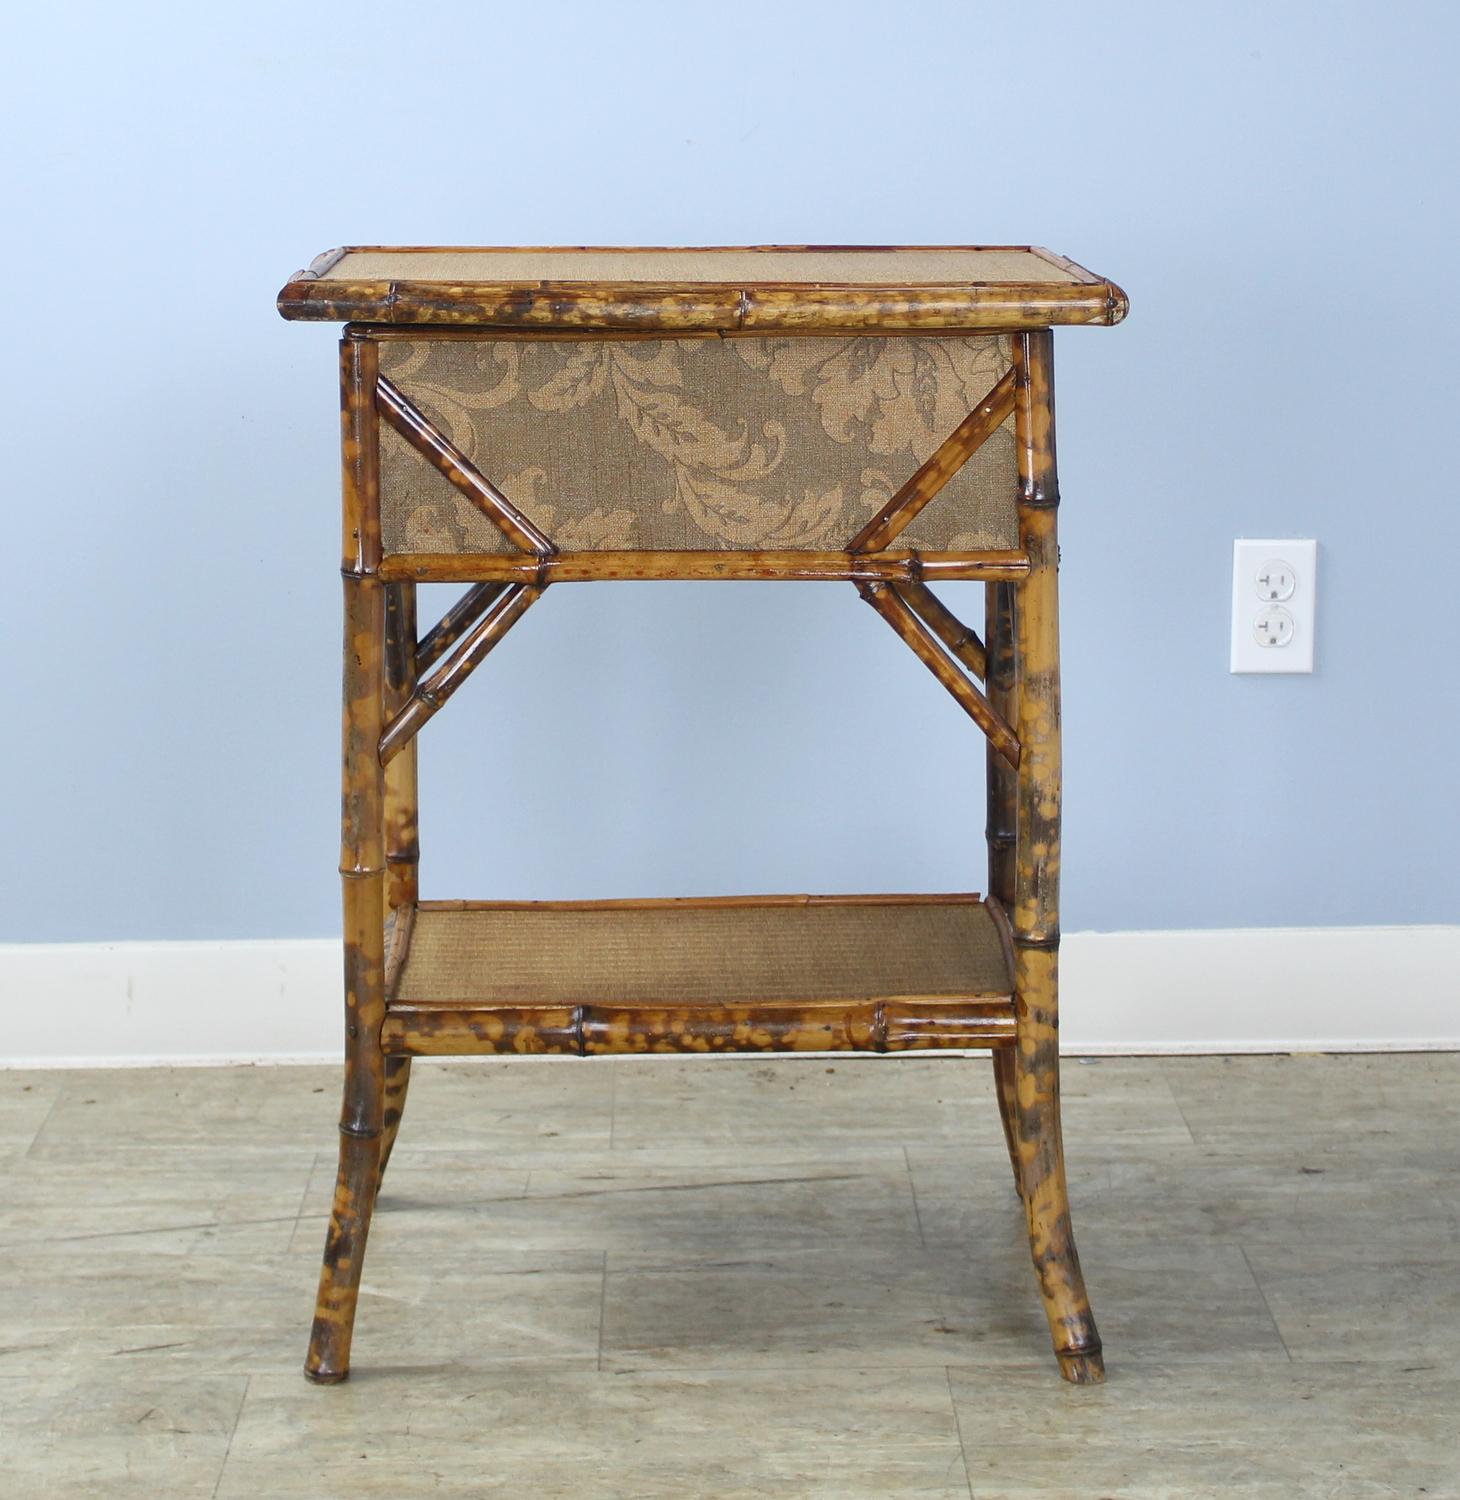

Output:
xmin=277 ymin=245 xmax=1128 ymax=1385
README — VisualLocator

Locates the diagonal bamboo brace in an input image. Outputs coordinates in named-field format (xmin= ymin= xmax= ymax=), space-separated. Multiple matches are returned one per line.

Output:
xmin=376 ymin=376 xmax=556 ymax=558
xmin=380 ymin=584 xmax=544 ymax=765
xmin=858 ymin=580 xmax=1019 ymax=767
xmin=894 ymin=581 xmax=987 ymax=680
xmin=415 ymin=581 xmax=508 ymax=674
xmin=846 ymin=366 xmax=1017 ymax=554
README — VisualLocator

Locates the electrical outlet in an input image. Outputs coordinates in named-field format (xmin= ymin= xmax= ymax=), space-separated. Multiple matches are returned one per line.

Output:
xmin=1255 ymin=560 xmax=1296 ymax=601
xmin=1231 ymin=538 xmax=1316 ymax=673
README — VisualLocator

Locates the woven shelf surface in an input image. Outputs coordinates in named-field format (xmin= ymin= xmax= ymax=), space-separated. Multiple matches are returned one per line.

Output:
xmin=394 ymin=897 xmax=1011 ymax=1008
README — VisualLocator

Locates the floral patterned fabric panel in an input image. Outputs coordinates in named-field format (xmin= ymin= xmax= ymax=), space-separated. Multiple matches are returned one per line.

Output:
xmin=377 ymin=336 xmax=1018 ymax=554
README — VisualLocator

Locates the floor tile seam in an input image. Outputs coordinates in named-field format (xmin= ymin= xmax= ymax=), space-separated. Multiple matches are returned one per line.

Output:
xmin=33 ymin=1213 xmax=307 ymax=1249
xmin=19 ymin=1088 xmax=65 ymax=1161
xmin=1151 ymin=1060 xmax=1202 ymax=1146
xmin=903 ymin=1146 xmax=928 ymax=1251
xmin=945 ymin=1365 xmax=978 ymax=1500
xmin=596 ymin=1250 xmax=608 ymax=1373
xmin=210 ymin=1373 xmax=250 ymax=1500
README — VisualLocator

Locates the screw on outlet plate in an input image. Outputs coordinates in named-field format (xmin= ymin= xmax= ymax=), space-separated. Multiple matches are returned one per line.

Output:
xmin=1254 ymin=607 xmax=1296 ymax=648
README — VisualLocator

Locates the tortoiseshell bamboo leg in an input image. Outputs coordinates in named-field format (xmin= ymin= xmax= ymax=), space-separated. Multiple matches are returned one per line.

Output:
xmin=377 ymin=580 xmax=419 ymax=1191
xmin=1009 ymin=330 xmax=1103 ymax=1384
xmin=991 ymin=1047 xmax=1021 ymax=1193
xmin=985 ymin=577 xmax=1022 ymax=1195
xmin=306 ymin=334 xmax=386 ymax=1385
xmin=378 ymin=1056 xmax=411 ymax=1187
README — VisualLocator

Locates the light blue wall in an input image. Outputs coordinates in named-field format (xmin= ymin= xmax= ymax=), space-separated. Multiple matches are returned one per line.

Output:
xmin=4 ymin=0 xmax=1457 ymax=942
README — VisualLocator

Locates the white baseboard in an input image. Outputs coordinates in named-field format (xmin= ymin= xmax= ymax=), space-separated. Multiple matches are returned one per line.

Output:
xmin=1 ymin=925 xmax=1456 ymax=1067
xmin=1057 ymin=925 xmax=1458 ymax=1054
xmin=0 ymin=938 xmax=342 ymax=1068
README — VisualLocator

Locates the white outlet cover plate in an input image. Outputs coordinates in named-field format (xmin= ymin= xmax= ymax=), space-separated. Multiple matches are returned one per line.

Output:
xmin=1231 ymin=538 xmax=1316 ymax=673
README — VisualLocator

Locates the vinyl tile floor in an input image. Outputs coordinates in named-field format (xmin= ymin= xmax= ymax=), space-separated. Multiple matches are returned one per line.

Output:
xmin=2 ymin=1052 xmax=1457 ymax=1498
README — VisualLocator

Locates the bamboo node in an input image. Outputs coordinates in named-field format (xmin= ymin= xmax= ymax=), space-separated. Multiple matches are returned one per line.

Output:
xmin=1019 ymin=481 xmax=1060 ymax=510
xmin=1012 ymin=931 xmax=1061 ymax=951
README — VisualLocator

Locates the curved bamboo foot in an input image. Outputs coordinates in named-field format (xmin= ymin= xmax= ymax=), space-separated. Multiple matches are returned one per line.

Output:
xmin=1013 ymin=951 xmax=1104 ymax=1385
xmin=304 ymin=1128 xmax=381 ymax=1384
xmin=376 ymin=1056 xmax=412 ymax=1195
xmin=991 ymin=1047 xmax=1024 ymax=1198
xmin=1022 ymin=1146 xmax=1104 ymax=1384
xmin=1056 ymin=1348 xmax=1106 ymax=1385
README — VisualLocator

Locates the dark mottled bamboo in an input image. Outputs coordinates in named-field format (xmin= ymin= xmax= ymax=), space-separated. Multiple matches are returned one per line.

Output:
xmin=375 ymin=375 xmax=556 ymax=558
xmin=419 ymin=891 xmax=983 ymax=912
xmin=277 ymin=248 xmax=1128 ymax=331
xmin=985 ymin=579 xmax=1021 ymax=1192
xmin=847 ymin=368 xmax=1017 ymax=553
xmin=306 ymin=335 xmax=386 ymax=1385
xmin=378 ymin=1056 xmax=411 ymax=1189
xmin=381 ymin=997 xmax=1016 ymax=1057
xmin=415 ymin=582 xmax=507 ymax=674
xmin=984 ymin=581 xmax=1018 ymax=905
xmin=897 ymin=581 xmax=987 ymax=680
xmin=858 ymin=581 xmax=1019 ymax=767
xmin=339 ymin=334 xmax=381 ymax=578
xmin=378 ymin=580 xmax=419 ymax=1188
xmin=383 ymin=582 xmax=420 ymax=912
xmin=379 ymin=584 xmax=544 ymax=766
xmin=378 ymin=549 xmax=1030 ymax=586
xmin=1009 ymin=329 xmax=1103 ymax=1385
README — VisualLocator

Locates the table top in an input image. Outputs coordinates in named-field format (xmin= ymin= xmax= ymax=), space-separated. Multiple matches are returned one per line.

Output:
xmin=277 ymin=245 xmax=1127 ymax=332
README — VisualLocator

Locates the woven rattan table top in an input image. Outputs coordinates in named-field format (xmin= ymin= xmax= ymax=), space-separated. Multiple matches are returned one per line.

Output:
xmin=278 ymin=245 xmax=1127 ymax=331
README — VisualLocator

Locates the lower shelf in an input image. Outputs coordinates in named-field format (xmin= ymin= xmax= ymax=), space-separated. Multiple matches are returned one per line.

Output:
xmin=381 ymin=894 xmax=1015 ymax=1056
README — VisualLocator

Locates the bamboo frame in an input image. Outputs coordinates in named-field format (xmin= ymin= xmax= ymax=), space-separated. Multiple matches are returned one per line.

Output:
xmin=378 ymin=549 xmax=1029 ymax=585
xmin=292 ymin=248 xmax=1121 ymax=1386
xmin=415 ymin=581 xmax=507 ymax=674
xmin=985 ymin=579 xmax=1021 ymax=1193
xmin=1007 ymin=329 xmax=1103 ymax=1384
xmin=378 ymin=584 xmax=544 ymax=766
xmin=379 ymin=582 xmax=419 ymax=1186
xmin=418 ymin=891 xmax=984 ymax=911
xmin=277 ymin=244 xmax=1129 ymax=330
xmin=896 ymin=581 xmax=988 ymax=680
xmin=381 ymin=893 xmax=1014 ymax=1056
xmin=382 ymin=996 xmax=1015 ymax=1056
xmin=306 ymin=335 xmax=387 ymax=1385
xmin=846 ymin=367 xmax=1017 ymax=554
xmin=857 ymin=580 xmax=1019 ymax=767
xmin=383 ymin=581 xmax=420 ymax=911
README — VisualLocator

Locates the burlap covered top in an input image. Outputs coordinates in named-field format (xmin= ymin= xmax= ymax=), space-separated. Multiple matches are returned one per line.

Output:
xmin=327 ymin=247 xmax=1075 ymax=286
